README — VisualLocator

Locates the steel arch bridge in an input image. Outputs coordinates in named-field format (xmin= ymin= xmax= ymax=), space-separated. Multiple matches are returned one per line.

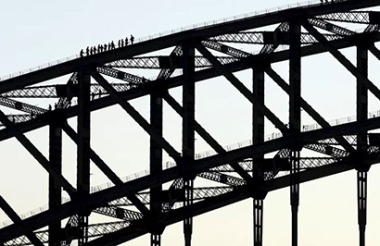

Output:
xmin=1 ymin=0 xmax=380 ymax=245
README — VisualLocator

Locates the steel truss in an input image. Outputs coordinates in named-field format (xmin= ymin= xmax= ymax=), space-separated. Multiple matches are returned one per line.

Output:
xmin=1 ymin=1 xmax=380 ymax=246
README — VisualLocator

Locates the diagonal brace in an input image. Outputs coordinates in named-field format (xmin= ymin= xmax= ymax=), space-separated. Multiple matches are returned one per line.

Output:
xmin=0 ymin=110 xmax=76 ymax=197
xmin=195 ymin=43 xmax=288 ymax=133
xmin=0 ymin=196 xmax=44 ymax=246
xmin=302 ymin=20 xmax=380 ymax=101
xmin=61 ymin=123 xmax=150 ymax=216
xmin=164 ymin=93 xmax=253 ymax=183
xmin=265 ymin=67 xmax=355 ymax=152
xmin=88 ymin=68 xmax=182 ymax=163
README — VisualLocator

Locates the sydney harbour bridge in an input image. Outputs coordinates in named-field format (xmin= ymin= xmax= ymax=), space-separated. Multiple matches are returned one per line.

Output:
xmin=1 ymin=0 xmax=380 ymax=245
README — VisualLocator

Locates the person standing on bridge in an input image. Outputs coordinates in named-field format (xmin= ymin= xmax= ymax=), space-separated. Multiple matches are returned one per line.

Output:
xmin=125 ymin=37 xmax=129 ymax=46
xmin=130 ymin=35 xmax=134 ymax=45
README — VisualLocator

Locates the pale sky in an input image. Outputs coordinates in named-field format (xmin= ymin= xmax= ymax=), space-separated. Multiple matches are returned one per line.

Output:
xmin=1 ymin=0 xmax=380 ymax=245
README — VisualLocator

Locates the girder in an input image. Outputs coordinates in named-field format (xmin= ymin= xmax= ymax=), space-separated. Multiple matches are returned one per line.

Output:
xmin=94 ymin=207 xmax=143 ymax=221
xmin=104 ymin=56 xmax=239 ymax=69
xmin=209 ymin=32 xmax=342 ymax=44
xmin=308 ymin=18 xmax=355 ymax=36
xmin=202 ymin=40 xmax=250 ymax=58
xmin=0 ymin=97 xmax=47 ymax=115
xmin=315 ymin=11 xmax=379 ymax=24
xmin=5 ymin=221 xmax=130 ymax=246
xmin=0 ymin=83 xmax=129 ymax=99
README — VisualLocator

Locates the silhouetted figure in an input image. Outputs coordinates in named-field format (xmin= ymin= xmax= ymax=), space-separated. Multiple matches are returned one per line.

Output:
xmin=111 ymin=41 xmax=115 ymax=49
xmin=91 ymin=93 xmax=95 ymax=100
xmin=121 ymin=39 xmax=124 ymax=47
xmin=104 ymin=44 xmax=108 ymax=51
xmin=130 ymin=35 xmax=134 ymax=44
xmin=80 ymin=49 xmax=84 ymax=57
xmin=94 ymin=47 xmax=97 ymax=54
xmin=118 ymin=40 xmax=121 ymax=47
xmin=86 ymin=46 xmax=90 ymax=56
xmin=48 ymin=104 xmax=52 ymax=111
xmin=98 ymin=44 xmax=101 ymax=51
xmin=125 ymin=37 xmax=128 ymax=46
xmin=98 ymin=89 xmax=102 ymax=97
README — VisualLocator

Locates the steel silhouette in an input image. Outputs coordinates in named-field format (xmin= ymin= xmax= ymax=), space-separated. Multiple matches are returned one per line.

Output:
xmin=0 ymin=0 xmax=380 ymax=246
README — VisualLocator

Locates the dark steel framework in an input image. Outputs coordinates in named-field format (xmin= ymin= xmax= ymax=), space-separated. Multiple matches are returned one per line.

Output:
xmin=0 ymin=1 xmax=380 ymax=246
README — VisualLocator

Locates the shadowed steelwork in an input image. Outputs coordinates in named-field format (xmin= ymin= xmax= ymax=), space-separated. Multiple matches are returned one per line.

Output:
xmin=0 ymin=1 xmax=380 ymax=246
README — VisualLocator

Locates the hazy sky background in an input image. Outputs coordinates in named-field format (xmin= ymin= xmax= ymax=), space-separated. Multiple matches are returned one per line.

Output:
xmin=1 ymin=0 xmax=380 ymax=245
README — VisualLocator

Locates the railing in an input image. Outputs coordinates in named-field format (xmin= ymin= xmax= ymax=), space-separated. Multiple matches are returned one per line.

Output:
xmin=0 ymin=197 xmax=71 ymax=229
xmin=0 ymin=0 xmax=339 ymax=82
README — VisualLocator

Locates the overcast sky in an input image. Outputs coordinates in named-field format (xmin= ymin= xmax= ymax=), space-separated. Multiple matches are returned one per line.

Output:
xmin=1 ymin=0 xmax=380 ymax=245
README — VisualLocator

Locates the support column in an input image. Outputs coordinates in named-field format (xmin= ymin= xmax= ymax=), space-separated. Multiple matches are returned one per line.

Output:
xmin=253 ymin=199 xmax=264 ymax=246
xmin=77 ymin=70 xmax=91 ymax=245
xmin=289 ymin=21 xmax=301 ymax=246
xmin=48 ymin=123 xmax=62 ymax=246
xmin=356 ymin=45 xmax=369 ymax=246
xmin=182 ymin=41 xmax=195 ymax=246
xmin=252 ymin=67 xmax=265 ymax=246
xmin=150 ymin=90 xmax=163 ymax=246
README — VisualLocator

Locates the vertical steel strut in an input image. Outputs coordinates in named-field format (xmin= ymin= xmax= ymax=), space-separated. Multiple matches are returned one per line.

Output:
xmin=357 ymin=171 xmax=368 ymax=246
xmin=253 ymin=199 xmax=264 ymax=246
xmin=77 ymin=70 xmax=91 ymax=245
xmin=289 ymin=20 xmax=301 ymax=246
xmin=356 ymin=45 xmax=369 ymax=246
xmin=253 ymin=66 xmax=265 ymax=246
xmin=48 ymin=122 xmax=62 ymax=246
xmin=150 ymin=89 xmax=164 ymax=246
xmin=183 ymin=41 xmax=195 ymax=246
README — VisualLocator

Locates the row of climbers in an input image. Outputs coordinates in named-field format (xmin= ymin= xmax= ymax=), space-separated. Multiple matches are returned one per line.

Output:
xmin=80 ymin=35 xmax=135 ymax=57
